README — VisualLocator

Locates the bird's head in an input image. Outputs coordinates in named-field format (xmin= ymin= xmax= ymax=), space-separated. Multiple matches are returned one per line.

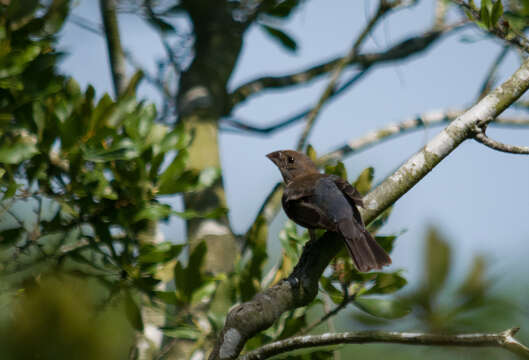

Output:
xmin=266 ymin=150 xmax=319 ymax=183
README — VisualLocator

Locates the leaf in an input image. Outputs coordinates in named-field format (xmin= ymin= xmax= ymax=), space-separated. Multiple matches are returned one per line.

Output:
xmin=191 ymin=280 xmax=217 ymax=305
xmin=260 ymin=24 xmax=298 ymax=52
xmin=124 ymin=290 xmax=144 ymax=331
xmin=364 ymin=272 xmax=407 ymax=295
xmin=173 ymin=207 xmax=228 ymax=220
xmin=82 ymin=139 xmax=139 ymax=162
xmin=319 ymin=277 xmax=344 ymax=304
xmin=154 ymin=291 xmax=181 ymax=305
xmin=374 ymin=235 xmax=396 ymax=253
xmin=353 ymin=167 xmax=374 ymax=195
xmin=0 ymin=137 xmax=39 ymax=164
xmin=157 ymin=150 xmax=188 ymax=194
xmin=174 ymin=242 xmax=207 ymax=302
xmin=324 ymin=161 xmax=347 ymax=180
xmin=134 ymin=203 xmax=173 ymax=222
xmin=266 ymin=0 xmax=300 ymax=18
xmin=480 ymin=1 xmax=491 ymax=28
xmin=458 ymin=255 xmax=487 ymax=297
xmin=491 ymin=0 xmax=503 ymax=26
xmin=366 ymin=206 xmax=392 ymax=234
xmin=305 ymin=144 xmax=317 ymax=162
xmin=354 ymin=297 xmax=411 ymax=319
xmin=162 ymin=325 xmax=200 ymax=340
xmin=422 ymin=227 xmax=451 ymax=297
xmin=0 ymin=227 xmax=25 ymax=247
xmin=138 ymin=242 xmax=184 ymax=264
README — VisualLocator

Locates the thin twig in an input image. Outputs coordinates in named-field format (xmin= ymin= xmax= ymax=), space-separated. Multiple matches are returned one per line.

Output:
xmin=474 ymin=125 xmax=529 ymax=154
xmin=240 ymin=328 xmax=529 ymax=360
xmin=477 ymin=46 xmax=509 ymax=99
xmin=296 ymin=0 xmax=399 ymax=151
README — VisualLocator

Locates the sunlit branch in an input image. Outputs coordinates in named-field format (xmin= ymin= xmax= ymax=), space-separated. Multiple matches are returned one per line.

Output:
xmin=240 ymin=328 xmax=529 ymax=360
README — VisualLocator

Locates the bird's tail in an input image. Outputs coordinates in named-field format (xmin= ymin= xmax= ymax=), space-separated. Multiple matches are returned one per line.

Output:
xmin=338 ymin=219 xmax=391 ymax=272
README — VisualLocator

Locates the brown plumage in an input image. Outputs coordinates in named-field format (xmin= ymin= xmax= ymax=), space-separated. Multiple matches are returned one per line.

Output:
xmin=267 ymin=150 xmax=391 ymax=272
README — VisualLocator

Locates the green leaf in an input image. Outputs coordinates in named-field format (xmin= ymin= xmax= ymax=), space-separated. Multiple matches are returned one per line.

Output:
xmin=491 ymin=0 xmax=503 ymax=26
xmin=366 ymin=206 xmax=392 ymax=234
xmin=82 ymin=139 xmax=139 ymax=162
xmin=154 ymin=291 xmax=181 ymax=305
xmin=374 ymin=235 xmax=396 ymax=253
xmin=422 ymin=227 xmax=451 ymax=297
xmin=0 ymin=137 xmax=39 ymax=164
xmin=354 ymin=297 xmax=411 ymax=319
xmin=353 ymin=167 xmax=374 ymax=195
xmin=162 ymin=325 xmax=200 ymax=340
xmin=173 ymin=207 xmax=228 ymax=220
xmin=305 ymin=144 xmax=317 ymax=162
xmin=157 ymin=150 xmax=188 ymax=194
xmin=324 ymin=161 xmax=347 ymax=180
xmin=124 ymin=290 xmax=144 ymax=331
xmin=138 ymin=242 xmax=184 ymax=264
xmin=174 ymin=242 xmax=207 ymax=302
xmin=260 ymin=24 xmax=298 ymax=52
xmin=134 ymin=203 xmax=173 ymax=222
xmin=0 ymin=227 xmax=25 ymax=247
xmin=191 ymin=280 xmax=217 ymax=305
xmin=458 ymin=255 xmax=487 ymax=297
xmin=319 ymin=277 xmax=344 ymax=304
xmin=480 ymin=1 xmax=491 ymax=28
xmin=364 ymin=272 xmax=407 ymax=295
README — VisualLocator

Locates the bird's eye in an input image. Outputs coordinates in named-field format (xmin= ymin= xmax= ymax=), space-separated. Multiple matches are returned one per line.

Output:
xmin=287 ymin=156 xmax=295 ymax=164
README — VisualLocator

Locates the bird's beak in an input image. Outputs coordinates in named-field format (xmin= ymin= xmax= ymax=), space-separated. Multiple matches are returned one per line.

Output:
xmin=266 ymin=151 xmax=281 ymax=165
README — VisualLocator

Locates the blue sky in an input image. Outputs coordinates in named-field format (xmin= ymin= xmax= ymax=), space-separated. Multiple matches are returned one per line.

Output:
xmin=58 ymin=0 xmax=529 ymax=287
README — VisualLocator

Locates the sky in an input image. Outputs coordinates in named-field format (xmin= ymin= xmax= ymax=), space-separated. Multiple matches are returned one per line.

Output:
xmin=57 ymin=0 xmax=529 ymax=289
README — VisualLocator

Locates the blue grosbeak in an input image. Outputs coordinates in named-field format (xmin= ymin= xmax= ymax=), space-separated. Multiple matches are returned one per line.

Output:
xmin=267 ymin=150 xmax=391 ymax=272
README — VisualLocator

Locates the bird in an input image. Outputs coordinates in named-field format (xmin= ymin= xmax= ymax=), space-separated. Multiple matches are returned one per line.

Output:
xmin=267 ymin=150 xmax=391 ymax=272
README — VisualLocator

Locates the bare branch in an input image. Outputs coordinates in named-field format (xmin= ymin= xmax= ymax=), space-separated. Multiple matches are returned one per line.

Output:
xmin=228 ymin=25 xmax=457 ymax=109
xmin=240 ymin=328 xmax=529 ymax=360
xmin=222 ymin=68 xmax=370 ymax=135
xmin=474 ymin=126 xmax=529 ymax=154
xmin=296 ymin=0 xmax=397 ymax=151
xmin=319 ymin=109 xmax=529 ymax=164
xmin=99 ymin=0 xmax=128 ymax=97
xmin=477 ymin=46 xmax=509 ymax=99
xmin=210 ymin=54 xmax=529 ymax=360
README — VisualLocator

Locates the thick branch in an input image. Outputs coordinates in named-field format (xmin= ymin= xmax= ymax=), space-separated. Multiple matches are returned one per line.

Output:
xmin=99 ymin=0 xmax=127 ymax=96
xmin=210 ymin=55 xmax=529 ymax=360
xmin=240 ymin=328 xmax=529 ymax=360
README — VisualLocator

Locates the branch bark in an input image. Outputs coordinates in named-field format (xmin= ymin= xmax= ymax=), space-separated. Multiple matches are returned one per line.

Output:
xmin=99 ymin=0 xmax=127 ymax=97
xmin=209 ymin=54 xmax=529 ymax=360
xmin=240 ymin=328 xmax=529 ymax=360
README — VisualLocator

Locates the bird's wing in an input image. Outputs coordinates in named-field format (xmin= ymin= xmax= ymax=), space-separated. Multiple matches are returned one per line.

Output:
xmin=330 ymin=175 xmax=364 ymax=207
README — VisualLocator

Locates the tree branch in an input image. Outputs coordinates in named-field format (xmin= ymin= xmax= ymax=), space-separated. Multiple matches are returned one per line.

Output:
xmin=240 ymin=328 xmax=529 ymax=360
xmin=99 ymin=0 xmax=127 ymax=97
xmin=319 ymin=109 xmax=529 ymax=164
xmin=228 ymin=25 xmax=458 ymax=109
xmin=296 ymin=0 xmax=397 ymax=151
xmin=474 ymin=125 xmax=529 ymax=154
xmin=209 ymin=53 xmax=529 ymax=360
